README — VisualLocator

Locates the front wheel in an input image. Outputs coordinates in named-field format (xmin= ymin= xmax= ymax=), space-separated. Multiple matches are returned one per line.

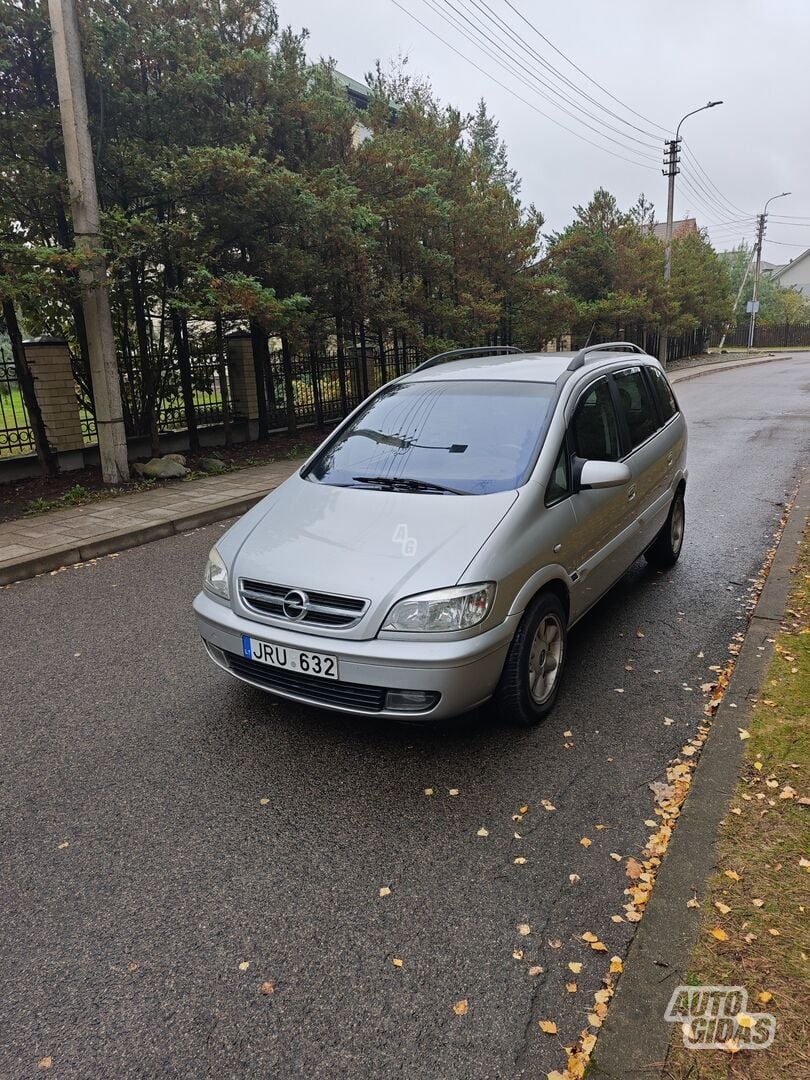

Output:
xmin=645 ymin=489 xmax=685 ymax=568
xmin=492 ymin=591 xmax=567 ymax=727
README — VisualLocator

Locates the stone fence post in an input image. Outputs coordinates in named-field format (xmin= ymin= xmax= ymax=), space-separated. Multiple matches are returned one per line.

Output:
xmin=225 ymin=332 xmax=259 ymax=426
xmin=23 ymin=337 xmax=85 ymax=454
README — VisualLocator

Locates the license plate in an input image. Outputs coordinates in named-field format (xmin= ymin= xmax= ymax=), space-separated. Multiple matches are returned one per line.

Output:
xmin=242 ymin=636 xmax=339 ymax=680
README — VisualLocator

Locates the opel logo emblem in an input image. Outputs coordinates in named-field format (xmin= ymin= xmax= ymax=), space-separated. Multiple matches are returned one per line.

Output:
xmin=282 ymin=588 xmax=309 ymax=621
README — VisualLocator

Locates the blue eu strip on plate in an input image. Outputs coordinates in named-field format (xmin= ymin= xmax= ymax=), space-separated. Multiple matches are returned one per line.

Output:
xmin=242 ymin=635 xmax=252 ymax=660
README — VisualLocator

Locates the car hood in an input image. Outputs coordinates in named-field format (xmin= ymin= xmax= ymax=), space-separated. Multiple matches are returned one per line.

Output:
xmin=228 ymin=474 xmax=518 ymax=637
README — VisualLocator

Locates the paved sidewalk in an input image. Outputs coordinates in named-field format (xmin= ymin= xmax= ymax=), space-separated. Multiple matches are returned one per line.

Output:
xmin=0 ymin=461 xmax=299 ymax=585
xmin=0 ymin=350 xmax=797 ymax=586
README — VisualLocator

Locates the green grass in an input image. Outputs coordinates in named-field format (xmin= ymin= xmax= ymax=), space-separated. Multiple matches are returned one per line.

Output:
xmin=664 ymin=523 xmax=810 ymax=1078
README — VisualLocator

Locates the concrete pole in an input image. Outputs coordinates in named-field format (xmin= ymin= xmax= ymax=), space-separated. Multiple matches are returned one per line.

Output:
xmin=747 ymin=214 xmax=765 ymax=350
xmin=747 ymin=193 xmax=790 ymax=350
xmin=658 ymin=140 xmax=678 ymax=369
xmin=658 ymin=102 xmax=722 ymax=368
xmin=47 ymin=0 xmax=129 ymax=483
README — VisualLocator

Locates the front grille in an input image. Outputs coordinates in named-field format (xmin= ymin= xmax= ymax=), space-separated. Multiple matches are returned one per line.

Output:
xmin=239 ymin=579 xmax=369 ymax=628
xmin=226 ymin=652 xmax=387 ymax=712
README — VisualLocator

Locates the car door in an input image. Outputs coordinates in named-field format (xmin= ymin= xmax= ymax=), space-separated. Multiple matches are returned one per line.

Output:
xmin=565 ymin=375 xmax=634 ymax=619
xmin=610 ymin=366 xmax=666 ymax=556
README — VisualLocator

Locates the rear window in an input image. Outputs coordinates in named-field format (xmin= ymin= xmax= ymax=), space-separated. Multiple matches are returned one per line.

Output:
xmin=304 ymin=379 xmax=556 ymax=495
xmin=647 ymin=366 xmax=678 ymax=422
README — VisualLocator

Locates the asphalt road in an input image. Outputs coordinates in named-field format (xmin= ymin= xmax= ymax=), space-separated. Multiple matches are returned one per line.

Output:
xmin=2 ymin=356 xmax=808 ymax=1080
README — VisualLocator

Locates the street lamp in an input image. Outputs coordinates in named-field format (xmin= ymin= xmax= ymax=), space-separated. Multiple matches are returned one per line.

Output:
xmin=659 ymin=101 xmax=723 ymax=366
xmin=748 ymin=191 xmax=791 ymax=349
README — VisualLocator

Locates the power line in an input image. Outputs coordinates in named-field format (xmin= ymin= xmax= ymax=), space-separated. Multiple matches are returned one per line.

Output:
xmin=500 ymin=0 xmax=670 ymax=137
xmin=678 ymin=166 xmax=751 ymax=225
xmin=390 ymin=0 xmax=659 ymax=170
xmin=681 ymin=144 xmax=753 ymax=218
xmin=419 ymin=0 xmax=659 ymax=159
xmin=462 ymin=0 xmax=662 ymax=142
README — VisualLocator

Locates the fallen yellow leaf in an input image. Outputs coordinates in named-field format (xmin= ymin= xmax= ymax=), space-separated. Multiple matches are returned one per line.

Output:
xmin=449 ymin=789 xmax=459 ymax=796
xmin=238 ymin=961 xmax=250 ymax=972
xmin=736 ymin=1012 xmax=755 ymax=1029
xmin=453 ymin=998 xmax=469 ymax=1016
xmin=528 ymin=965 xmax=544 ymax=976
xmin=38 ymin=1059 xmax=53 ymax=1070
xmin=566 ymin=981 xmax=578 ymax=992
xmin=392 ymin=957 xmax=404 ymax=967
xmin=757 ymin=991 xmax=773 ymax=1004
xmin=514 ymin=856 xmax=527 ymax=865
xmin=569 ymin=873 xmax=580 ymax=884
xmin=519 ymin=804 xmax=529 ymax=814
xmin=477 ymin=826 xmax=489 ymax=837
xmin=590 ymin=941 xmax=608 ymax=952
xmin=538 ymin=1019 xmax=558 ymax=1034
xmin=541 ymin=799 xmax=556 ymax=812
xmin=568 ymin=962 xmax=583 ymax=973
xmin=714 ymin=901 xmax=731 ymax=915
xmin=424 ymin=788 xmax=434 ymax=796
xmin=517 ymin=924 xmax=531 ymax=936
xmin=260 ymin=981 xmax=276 ymax=995
xmin=580 ymin=837 xmax=592 ymax=848
xmin=709 ymin=927 xmax=729 ymax=941
xmin=259 ymin=797 xmax=270 ymax=805
xmin=581 ymin=931 xmax=598 ymax=942
xmin=724 ymin=869 xmax=742 ymax=882
xmin=610 ymin=853 xmax=622 ymax=861
xmin=512 ymin=950 xmax=524 ymax=960
xmin=610 ymin=956 xmax=623 ymax=973
xmin=379 ymin=886 xmax=391 ymax=897
xmin=625 ymin=857 xmax=643 ymax=880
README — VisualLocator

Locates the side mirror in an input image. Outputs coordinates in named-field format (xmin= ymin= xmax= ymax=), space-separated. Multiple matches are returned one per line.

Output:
xmin=577 ymin=458 xmax=632 ymax=491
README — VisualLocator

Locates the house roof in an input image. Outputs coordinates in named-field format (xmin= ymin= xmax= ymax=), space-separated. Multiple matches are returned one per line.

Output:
xmin=771 ymin=247 xmax=810 ymax=282
xmin=333 ymin=70 xmax=373 ymax=110
xmin=650 ymin=218 xmax=698 ymax=242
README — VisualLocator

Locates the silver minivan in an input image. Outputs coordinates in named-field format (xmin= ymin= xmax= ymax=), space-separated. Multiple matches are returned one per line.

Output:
xmin=194 ymin=343 xmax=687 ymax=725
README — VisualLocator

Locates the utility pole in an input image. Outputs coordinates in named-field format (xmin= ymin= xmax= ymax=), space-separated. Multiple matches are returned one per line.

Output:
xmin=48 ymin=0 xmax=129 ymax=483
xmin=659 ymin=138 xmax=680 ymax=368
xmin=747 ymin=191 xmax=790 ymax=350
xmin=718 ymin=246 xmax=755 ymax=351
xmin=659 ymin=101 xmax=723 ymax=368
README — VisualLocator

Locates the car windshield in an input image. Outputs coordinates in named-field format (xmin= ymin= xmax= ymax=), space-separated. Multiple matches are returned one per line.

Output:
xmin=304 ymin=379 xmax=556 ymax=495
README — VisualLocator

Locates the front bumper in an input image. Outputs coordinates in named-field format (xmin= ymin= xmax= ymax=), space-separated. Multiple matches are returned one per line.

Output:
xmin=193 ymin=590 xmax=518 ymax=721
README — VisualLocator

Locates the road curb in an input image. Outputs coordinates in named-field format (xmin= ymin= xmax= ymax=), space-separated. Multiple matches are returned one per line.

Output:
xmin=0 ymin=492 xmax=265 ymax=586
xmin=589 ymin=469 xmax=808 ymax=1079
xmin=668 ymin=351 xmax=792 ymax=385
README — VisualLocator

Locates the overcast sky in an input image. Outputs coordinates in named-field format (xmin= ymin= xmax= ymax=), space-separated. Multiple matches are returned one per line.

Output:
xmin=276 ymin=0 xmax=810 ymax=266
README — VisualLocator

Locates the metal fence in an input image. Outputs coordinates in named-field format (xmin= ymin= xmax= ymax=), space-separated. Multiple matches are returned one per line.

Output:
xmin=263 ymin=344 xmax=421 ymax=431
xmin=0 ymin=358 xmax=36 ymax=457
xmin=708 ymin=321 xmax=810 ymax=349
xmin=570 ymin=326 xmax=707 ymax=364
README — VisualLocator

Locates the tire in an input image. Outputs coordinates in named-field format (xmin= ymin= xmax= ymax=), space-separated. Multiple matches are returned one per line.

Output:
xmin=645 ymin=488 xmax=685 ymax=568
xmin=492 ymin=591 xmax=567 ymax=727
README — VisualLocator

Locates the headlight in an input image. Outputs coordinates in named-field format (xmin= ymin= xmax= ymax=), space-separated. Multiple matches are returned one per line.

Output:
xmin=382 ymin=583 xmax=495 ymax=633
xmin=203 ymin=545 xmax=230 ymax=600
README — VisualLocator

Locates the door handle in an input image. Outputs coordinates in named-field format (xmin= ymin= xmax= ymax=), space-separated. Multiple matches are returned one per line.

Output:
xmin=627 ymin=486 xmax=637 ymax=501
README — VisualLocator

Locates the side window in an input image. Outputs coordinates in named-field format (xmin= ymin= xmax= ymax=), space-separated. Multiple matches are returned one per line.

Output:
xmin=545 ymin=441 xmax=569 ymax=504
xmin=571 ymin=378 xmax=622 ymax=462
xmin=612 ymin=367 xmax=659 ymax=450
xmin=647 ymin=366 xmax=678 ymax=423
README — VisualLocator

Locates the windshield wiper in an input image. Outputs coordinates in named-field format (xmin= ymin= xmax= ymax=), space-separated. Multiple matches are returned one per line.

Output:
xmin=351 ymin=475 xmax=469 ymax=495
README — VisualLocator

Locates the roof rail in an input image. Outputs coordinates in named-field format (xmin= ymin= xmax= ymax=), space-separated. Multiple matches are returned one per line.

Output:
xmin=567 ymin=341 xmax=646 ymax=372
xmin=413 ymin=345 xmax=524 ymax=372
